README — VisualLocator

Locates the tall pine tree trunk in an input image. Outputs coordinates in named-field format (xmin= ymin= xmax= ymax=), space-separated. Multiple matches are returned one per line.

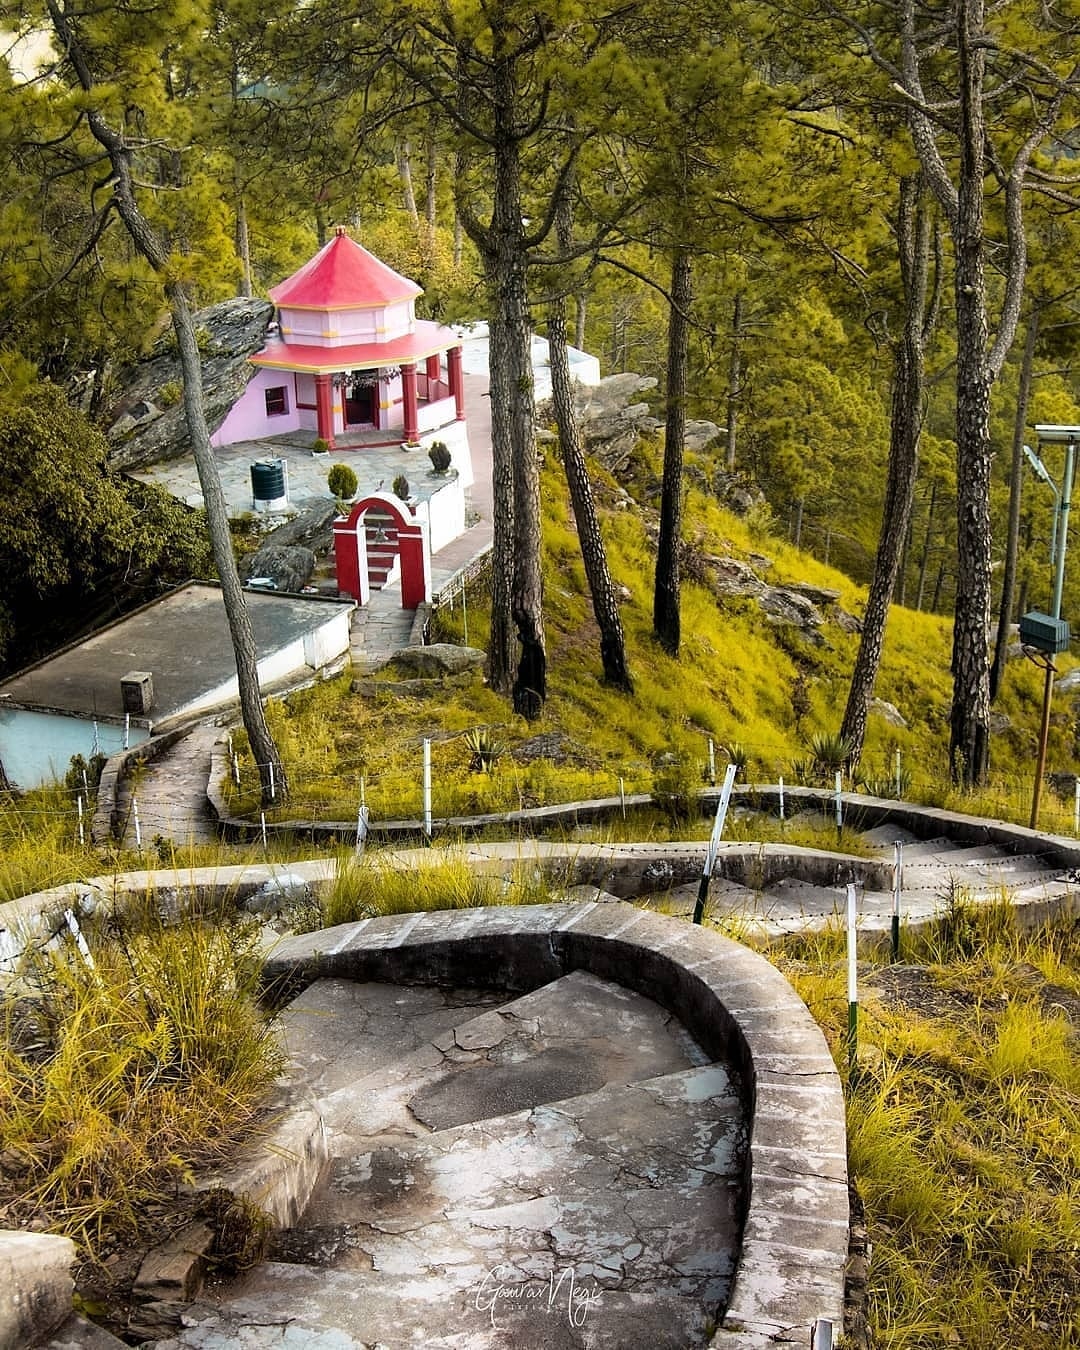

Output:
xmin=948 ymin=0 xmax=993 ymax=787
xmin=654 ymin=246 xmax=692 ymax=655
xmin=481 ymin=52 xmax=545 ymax=716
xmin=726 ymin=293 xmax=742 ymax=472
xmin=841 ymin=178 xmax=932 ymax=767
xmin=990 ymin=310 xmax=1039 ymax=703
xmin=396 ymin=140 xmax=419 ymax=226
xmin=424 ymin=128 xmax=438 ymax=229
xmin=547 ymin=193 xmax=632 ymax=692
xmin=915 ymin=481 xmax=937 ymax=610
xmin=235 ymin=188 xmax=252 ymax=299
xmin=49 ymin=0 xmax=287 ymax=806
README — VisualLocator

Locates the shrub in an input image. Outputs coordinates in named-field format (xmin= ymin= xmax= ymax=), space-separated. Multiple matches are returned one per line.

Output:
xmin=0 ymin=898 xmax=282 ymax=1252
xmin=393 ymin=473 xmax=410 ymax=501
xmin=463 ymin=726 xmax=505 ymax=773
xmin=428 ymin=441 xmax=452 ymax=472
xmin=327 ymin=463 xmax=358 ymax=501
xmin=652 ymin=753 xmax=701 ymax=822
xmin=312 ymin=437 xmax=330 ymax=455
xmin=157 ymin=380 xmax=182 ymax=408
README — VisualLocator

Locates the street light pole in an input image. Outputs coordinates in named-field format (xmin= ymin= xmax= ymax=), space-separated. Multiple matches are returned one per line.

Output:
xmin=1029 ymin=429 xmax=1078 ymax=830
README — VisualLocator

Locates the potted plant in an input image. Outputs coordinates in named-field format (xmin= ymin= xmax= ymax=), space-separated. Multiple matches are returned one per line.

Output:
xmin=312 ymin=436 xmax=330 ymax=457
xmin=427 ymin=441 xmax=453 ymax=474
xmin=392 ymin=473 xmax=410 ymax=502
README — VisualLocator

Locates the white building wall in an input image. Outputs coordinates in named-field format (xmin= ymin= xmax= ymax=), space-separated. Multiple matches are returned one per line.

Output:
xmin=0 ymin=709 xmax=149 ymax=790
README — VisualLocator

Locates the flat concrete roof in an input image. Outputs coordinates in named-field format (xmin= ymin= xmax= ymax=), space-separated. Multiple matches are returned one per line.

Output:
xmin=0 ymin=582 xmax=352 ymax=723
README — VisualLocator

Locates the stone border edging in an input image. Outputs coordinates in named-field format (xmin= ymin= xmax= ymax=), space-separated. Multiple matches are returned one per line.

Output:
xmin=261 ymin=901 xmax=849 ymax=1347
xmin=205 ymin=778 xmax=1080 ymax=875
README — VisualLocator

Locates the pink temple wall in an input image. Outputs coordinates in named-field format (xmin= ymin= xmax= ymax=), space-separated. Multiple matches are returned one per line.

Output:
xmin=278 ymin=300 xmax=416 ymax=348
xmin=212 ymin=368 xmax=302 ymax=446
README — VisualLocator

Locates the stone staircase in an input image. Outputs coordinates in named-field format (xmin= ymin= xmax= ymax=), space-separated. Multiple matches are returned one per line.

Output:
xmin=164 ymin=970 xmax=747 ymax=1348
xmin=363 ymin=505 xmax=401 ymax=592
xmin=664 ymin=816 xmax=1071 ymax=937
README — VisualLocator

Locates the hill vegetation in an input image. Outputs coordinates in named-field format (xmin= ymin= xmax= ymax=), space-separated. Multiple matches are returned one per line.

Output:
xmin=222 ymin=449 xmax=1080 ymax=837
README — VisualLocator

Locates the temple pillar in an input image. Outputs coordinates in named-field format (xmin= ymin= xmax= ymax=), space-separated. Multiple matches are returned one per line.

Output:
xmin=402 ymin=362 xmax=419 ymax=442
xmin=425 ymin=353 xmax=441 ymax=385
xmin=314 ymin=373 xmax=337 ymax=449
xmin=448 ymin=345 xmax=465 ymax=421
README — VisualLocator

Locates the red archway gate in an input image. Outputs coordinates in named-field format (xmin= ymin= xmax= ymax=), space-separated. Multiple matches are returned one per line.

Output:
xmin=333 ymin=492 xmax=431 ymax=609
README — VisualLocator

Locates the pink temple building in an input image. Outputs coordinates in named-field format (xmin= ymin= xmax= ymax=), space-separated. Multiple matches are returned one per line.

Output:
xmin=213 ymin=228 xmax=467 ymax=455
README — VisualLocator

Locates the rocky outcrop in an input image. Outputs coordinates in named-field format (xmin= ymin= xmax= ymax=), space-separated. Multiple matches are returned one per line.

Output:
xmin=104 ymin=298 xmax=273 ymax=470
xmin=388 ymin=644 xmax=487 ymax=677
xmin=239 ymin=544 xmax=316 ymax=593
xmin=870 ymin=698 xmax=908 ymax=729
xmin=537 ymin=373 xmax=661 ymax=467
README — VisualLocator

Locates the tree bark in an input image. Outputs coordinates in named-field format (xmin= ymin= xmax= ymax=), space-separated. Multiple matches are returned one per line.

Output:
xmin=396 ymin=139 xmax=419 ymax=225
xmin=476 ymin=48 xmax=545 ymax=715
xmin=947 ymin=0 xmax=993 ymax=787
xmin=46 ymin=0 xmax=287 ymax=806
xmin=574 ymin=291 xmax=587 ymax=353
xmin=841 ymin=180 xmax=931 ymax=767
xmin=235 ymin=188 xmax=252 ymax=299
xmin=990 ymin=310 xmax=1039 ymax=702
xmin=548 ymin=195 xmax=632 ymax=693
xmin=915 ymin=480 xmax=937 ymax=611
xmin=653 ymin=246 xmax=692 ymax=655
xmin=726 ymin=293 xmax=743 ymax=472
xmin=424 ymin=127 xmax=438 ymax=229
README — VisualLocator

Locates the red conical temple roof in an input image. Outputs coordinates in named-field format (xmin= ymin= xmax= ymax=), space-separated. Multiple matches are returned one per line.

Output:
xmin=269 ymin=228 xmax=422 ymax=311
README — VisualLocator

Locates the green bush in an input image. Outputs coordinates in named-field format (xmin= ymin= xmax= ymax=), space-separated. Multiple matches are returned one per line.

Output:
xmin=327 ymin=463 xmax=358 ymax=501
xmin=652 ymin=753 xmax=702 ymax=822
xmin=428 ymin=441 xmax=452 ymax=473
xmin=393 ymin=473 xmax=410 ymax=501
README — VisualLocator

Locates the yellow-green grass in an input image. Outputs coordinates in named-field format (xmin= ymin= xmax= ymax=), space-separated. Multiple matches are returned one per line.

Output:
xmin=0 ymin=896 xmax=283 ymax=1253
xmin=222 ymin=453 xmax=1078 ymax=836
xmin=778 ymin=901 xmax=1080 ymax=1349
xmin=296 ymin=852 xmax=560 ymax=932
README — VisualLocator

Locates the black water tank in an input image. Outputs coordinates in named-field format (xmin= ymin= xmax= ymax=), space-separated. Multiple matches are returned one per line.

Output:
xmin=250 ymin=458 xmax=286 ymax=501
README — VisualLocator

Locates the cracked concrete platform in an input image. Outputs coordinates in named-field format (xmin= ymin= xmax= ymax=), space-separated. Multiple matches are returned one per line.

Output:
xmin=159 ymin=970 xmax=747 ymax=1348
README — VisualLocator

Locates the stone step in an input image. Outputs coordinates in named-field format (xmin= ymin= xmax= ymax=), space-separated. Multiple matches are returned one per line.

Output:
xmin=285 ymin=971 xmax=708 ymax=1153
xmin=860 ymin=824 xmax=922 ymax=848
xmin=177 ymin=1062 xmax=746 ymax=1349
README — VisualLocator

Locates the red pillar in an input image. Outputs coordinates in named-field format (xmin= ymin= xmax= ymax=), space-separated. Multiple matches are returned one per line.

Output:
xmin=314 ymin=373 xmax=336 ymax=449
xmin=401 ymin=363 xmax=419 ymax=443
xmin=448 ymin=345 xmax=465 ymax=421
xmin=425 ymin=353 xmax=441 ymax=386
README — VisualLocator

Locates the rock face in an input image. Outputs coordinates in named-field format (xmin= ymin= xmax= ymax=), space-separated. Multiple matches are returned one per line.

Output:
xmin=239 ymin=544 xmax=316 ymax=592
xmin=104 ymin=298 xmax=273 ymax=470
xmin=537 ymin=373 xmax=661 ymax=465
xmin=870 ymin=698 xmax=908 ymax=729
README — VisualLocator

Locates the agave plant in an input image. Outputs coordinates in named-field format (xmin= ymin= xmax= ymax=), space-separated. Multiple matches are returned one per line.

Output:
xmin=463 ymin=727 xmax=505 ymax=773
xmin=795 ymin=731 xmax=854 ymax=786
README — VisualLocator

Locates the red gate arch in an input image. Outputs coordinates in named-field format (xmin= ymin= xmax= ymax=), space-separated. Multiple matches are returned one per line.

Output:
xmin=332 ymin=492 xmax=431 ymax=609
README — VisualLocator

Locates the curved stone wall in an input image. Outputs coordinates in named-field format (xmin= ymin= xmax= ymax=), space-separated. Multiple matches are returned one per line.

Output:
xmin=263 ymin=900 xmax=849 ymax=1346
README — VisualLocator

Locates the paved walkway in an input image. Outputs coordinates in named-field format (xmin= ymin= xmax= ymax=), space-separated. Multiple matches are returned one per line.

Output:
xmin=116 ymin=725 xmax=220 ymax=852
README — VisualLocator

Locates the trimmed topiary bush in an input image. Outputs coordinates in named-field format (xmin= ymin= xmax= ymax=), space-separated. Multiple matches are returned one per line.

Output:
xmin=393 ymin=474 xmax=410 ymax=501
xmin=327 ymin=463 xmax=358 ymax=501
xmin=428 ymin=441 xmax=452 ymax=473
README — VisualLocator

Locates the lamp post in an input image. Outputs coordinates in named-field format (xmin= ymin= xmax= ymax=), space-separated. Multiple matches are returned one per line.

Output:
xmin=1025 ymin=426 xmax=1080 ymax=830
